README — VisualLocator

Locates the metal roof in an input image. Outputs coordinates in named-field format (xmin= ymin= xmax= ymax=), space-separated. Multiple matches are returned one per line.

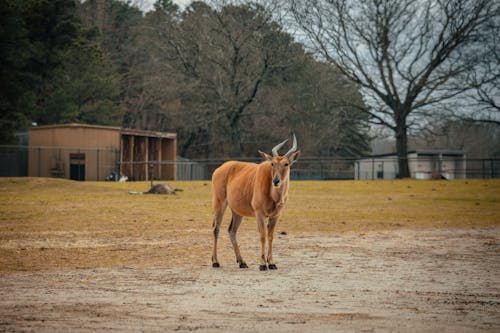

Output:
xmin=29 ymin=123 xmax=176 ymax=139
xmin=358 ymin=150 xmax=465 ymax=159
xmin=120 ymin=128 xmax=176 ymax=139
xmin=30 ymin=123 xmax=121 ymax=131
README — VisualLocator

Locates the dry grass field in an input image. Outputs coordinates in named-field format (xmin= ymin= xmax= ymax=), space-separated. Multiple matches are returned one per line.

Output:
xmin=0 ymin=177 xmax=499 ymax=332
xmin=0 ymin=177 xmax=498 ymax=272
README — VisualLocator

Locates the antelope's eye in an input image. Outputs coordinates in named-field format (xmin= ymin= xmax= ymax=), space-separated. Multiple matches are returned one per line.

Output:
xmin=284 ymin=163 xmax=289 ymax=167
xmin=271 ymin=163 xmax=275 ymax=167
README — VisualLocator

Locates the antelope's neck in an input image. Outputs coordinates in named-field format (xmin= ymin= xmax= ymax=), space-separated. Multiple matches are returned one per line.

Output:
xmin=270 ymin=180 xmax=288 ymax=205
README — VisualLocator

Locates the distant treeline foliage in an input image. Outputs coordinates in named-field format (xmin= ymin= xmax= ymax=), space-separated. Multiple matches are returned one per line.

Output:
xmin=1 ymin=0 xmax=370 ymax=158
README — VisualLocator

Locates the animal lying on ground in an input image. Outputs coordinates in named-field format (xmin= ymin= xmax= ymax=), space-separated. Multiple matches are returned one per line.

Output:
xmin=128 ymin=184 xmax=182 ymax=195
xmin=211 ymin=134 xmax=300 ymax=271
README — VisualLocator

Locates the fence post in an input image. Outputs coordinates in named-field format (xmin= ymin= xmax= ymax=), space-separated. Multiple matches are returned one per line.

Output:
xmin=38 ymin=147 xmax=41 ymax=177
xmin=371 ymin=158 xmax=374 ymax=180
xmin=96 ymin=149 xmax=99 ymax=181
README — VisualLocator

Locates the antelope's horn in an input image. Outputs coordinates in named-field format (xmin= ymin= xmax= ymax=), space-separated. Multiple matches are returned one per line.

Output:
xmin=285 ymin=133 xmax=298 ymax=158
xmin=271 ymin=139 xmax=288 ymax=156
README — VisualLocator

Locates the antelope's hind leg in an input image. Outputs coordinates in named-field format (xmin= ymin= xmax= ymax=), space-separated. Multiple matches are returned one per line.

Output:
xmin=211 ymin=199 xmax=227 ymax=268
xmin=228 ymin=211 xmax=247 ymax=268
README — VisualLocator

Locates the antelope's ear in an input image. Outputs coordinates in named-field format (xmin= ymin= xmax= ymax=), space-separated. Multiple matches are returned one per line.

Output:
xmin=259 ymin=150 xmax=272 ymax=161
xmin=289 ymin=150 xmax=300 ymax=165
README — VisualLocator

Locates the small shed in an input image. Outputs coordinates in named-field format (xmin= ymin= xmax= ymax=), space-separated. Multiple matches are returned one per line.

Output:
xmin=28 ymin=124 xmax=176 ymax=181
xmin=355 ymin=150 xmax=466 ymax=180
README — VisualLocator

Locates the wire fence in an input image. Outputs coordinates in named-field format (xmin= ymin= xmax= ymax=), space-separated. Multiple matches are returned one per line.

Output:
xmin=0 ymin=145 xmax=120 ymax=181
xmin=1 ymin=145 xmax=499 ymax=180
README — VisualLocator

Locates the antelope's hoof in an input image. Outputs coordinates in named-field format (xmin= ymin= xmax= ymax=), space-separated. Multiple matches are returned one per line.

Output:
xmin=239 ymin=262 xmax=248 ymax=269
xmin=259 ymin=265 xmax=268 ymax=271
xmin=268 ymin=264 xmax=277 ymax=270
xmin=212 ymin=262 xmax=220 ymax=268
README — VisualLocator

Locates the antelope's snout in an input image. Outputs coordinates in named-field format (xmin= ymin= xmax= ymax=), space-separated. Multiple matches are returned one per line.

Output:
xmin=272 ymin=177 xmax=281 ymax=187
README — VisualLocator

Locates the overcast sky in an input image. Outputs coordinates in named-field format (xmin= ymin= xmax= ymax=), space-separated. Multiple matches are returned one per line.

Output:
xmin=141 ymin=0 xmax=194 ymax=12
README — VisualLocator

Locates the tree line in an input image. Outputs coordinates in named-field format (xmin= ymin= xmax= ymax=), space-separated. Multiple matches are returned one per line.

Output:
xmin=0 ymin=0 xmax=124 ymax=142
xmin=1 ymin=0 xmax=498 ymax=176
xmin=0 ymin=0 xmax=370 ymax=159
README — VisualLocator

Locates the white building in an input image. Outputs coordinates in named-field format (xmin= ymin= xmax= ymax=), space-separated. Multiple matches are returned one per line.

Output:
xmin=355 ymin=150 xmax=466 ymax=180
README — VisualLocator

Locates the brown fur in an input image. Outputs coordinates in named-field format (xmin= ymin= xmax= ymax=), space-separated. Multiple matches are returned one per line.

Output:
xmin=211 ymin=150 xmax=300 ymax=270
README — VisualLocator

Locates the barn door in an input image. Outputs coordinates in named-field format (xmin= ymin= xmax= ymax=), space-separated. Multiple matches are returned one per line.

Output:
xmin=70 ymin=153 xmax=85 ymax=181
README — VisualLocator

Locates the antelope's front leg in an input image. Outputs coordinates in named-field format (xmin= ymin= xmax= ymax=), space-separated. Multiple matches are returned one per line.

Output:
xmin=267 ymin=216 xmax=279 ymax=269
xmin=256 ymin=214 xmax=268 ymax=271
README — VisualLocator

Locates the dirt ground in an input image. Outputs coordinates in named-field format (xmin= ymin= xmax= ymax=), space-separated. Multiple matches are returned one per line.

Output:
xmin=1 ymin=227 xmax=499 ymax=332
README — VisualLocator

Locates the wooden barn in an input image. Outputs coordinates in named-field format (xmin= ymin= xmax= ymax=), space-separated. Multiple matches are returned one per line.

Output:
xmin=28 ymin=124 xmax=176 ymax=181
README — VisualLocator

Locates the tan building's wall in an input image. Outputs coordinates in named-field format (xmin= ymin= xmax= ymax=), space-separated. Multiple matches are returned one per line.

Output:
xmin=29 ymin=124 xmax=177 ymax=181
xmin=29 ymin=125 xmax=121 ymax=181
xmin=29 ymin=125 xmax=120 ymax=149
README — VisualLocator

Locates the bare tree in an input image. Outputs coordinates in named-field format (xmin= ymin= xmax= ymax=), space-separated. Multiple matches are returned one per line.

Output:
xmin=413 ymin=120 xmax=500 ymax=158
xmin=290 ymin=0 xmax=499 ymax=177
xmin=462 ymin=16 xmax=500 ymax=126
xmin=167 ymin=1 xmax=302 ymax=157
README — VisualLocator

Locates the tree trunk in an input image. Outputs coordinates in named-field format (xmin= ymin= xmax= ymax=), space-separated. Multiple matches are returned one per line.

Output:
xmin=229 ymin=112 xmax=242 ymax=157
xmin=395 ymin=121 xmax=410 ymax=178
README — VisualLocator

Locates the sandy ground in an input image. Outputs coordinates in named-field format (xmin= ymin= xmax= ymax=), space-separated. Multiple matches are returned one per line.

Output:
xmin=1 ymin=227 xmax=499 ymax=333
